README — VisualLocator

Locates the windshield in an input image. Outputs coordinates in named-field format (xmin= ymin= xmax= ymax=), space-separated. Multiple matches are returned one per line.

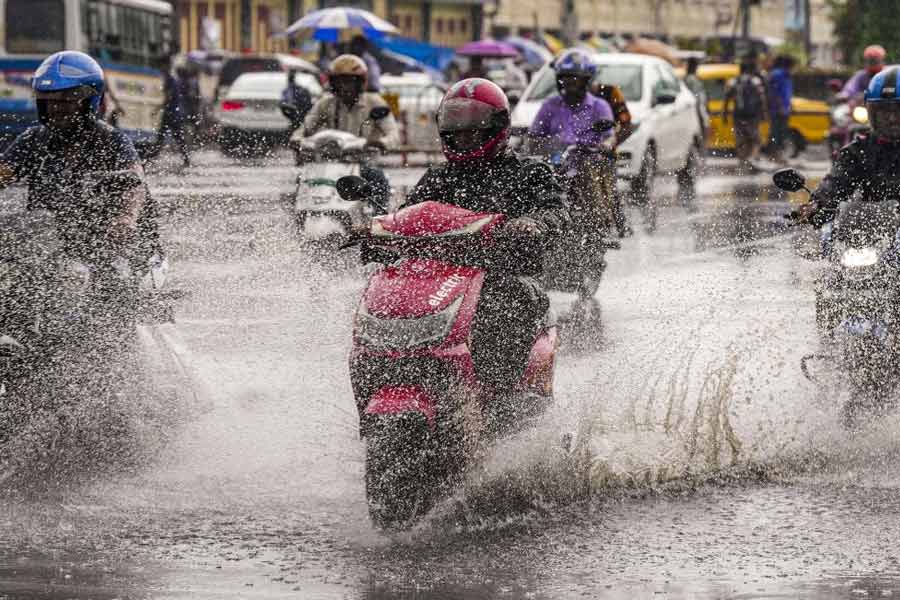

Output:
xmin=219 ymin=58 xmax=281 ymax=88
xmin=5 ymin=0 xmax=65 ymax=54
xmin=527 ymin=63 xmax=644 ymax=103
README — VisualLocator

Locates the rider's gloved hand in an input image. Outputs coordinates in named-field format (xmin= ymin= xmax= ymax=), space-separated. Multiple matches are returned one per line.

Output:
xmin=500 ymin=217 xmax=544 ymax=246
xmin=364 ymin=140 xmax=387 ymax=153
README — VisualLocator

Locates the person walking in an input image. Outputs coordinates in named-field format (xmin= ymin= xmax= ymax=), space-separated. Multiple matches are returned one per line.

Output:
xmin=767 ymin=54 xmax=795 ymax=164
xmin=724 ymin=59 xmax=768 ymax=169
xmin=155 ymin=56 xmax=191 ymax=167
xmin=683 ymin=57 xmax=710 ymax=144
xmin=281 ymin=68 xmax=313 ymax=133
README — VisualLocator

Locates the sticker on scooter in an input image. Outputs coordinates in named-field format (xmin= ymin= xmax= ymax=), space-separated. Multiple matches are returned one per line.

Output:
xmin=428 ymin=274 xmax=465 ymax=307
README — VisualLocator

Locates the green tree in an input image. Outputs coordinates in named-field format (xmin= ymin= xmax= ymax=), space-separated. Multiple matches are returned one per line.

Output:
xmin=830 ymin=0 xmax=900 ymax=67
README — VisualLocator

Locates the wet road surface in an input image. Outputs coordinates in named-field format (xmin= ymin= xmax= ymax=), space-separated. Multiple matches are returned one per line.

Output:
xmin=3 ymin=150 xmax=900 ymax=598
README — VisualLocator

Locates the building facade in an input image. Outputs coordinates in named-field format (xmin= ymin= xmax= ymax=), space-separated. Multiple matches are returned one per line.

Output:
xmin=174 ymin=0 xmax=483 ymax=53
xmin=491 ymin=0 xmax=837 ymax=65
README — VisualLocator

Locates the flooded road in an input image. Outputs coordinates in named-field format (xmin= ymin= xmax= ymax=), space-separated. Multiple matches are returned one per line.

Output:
xmin=3 ymin=151 xmax=900 ymax=598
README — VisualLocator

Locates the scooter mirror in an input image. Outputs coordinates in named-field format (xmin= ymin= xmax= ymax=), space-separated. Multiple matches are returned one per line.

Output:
xmin=336 ymin=175 xmax=372 ymax=201
xmin=593 ymin=119 xmax=616 ymax=133
xmin=369 ymin=106 xmax=391 ymax=121
xmin=772 ymin=168 xmax=807 ymax=192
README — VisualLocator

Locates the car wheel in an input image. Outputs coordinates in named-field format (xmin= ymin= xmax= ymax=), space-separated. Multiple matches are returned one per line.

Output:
xmin=631 ymin=145 xmax=657 ymax=206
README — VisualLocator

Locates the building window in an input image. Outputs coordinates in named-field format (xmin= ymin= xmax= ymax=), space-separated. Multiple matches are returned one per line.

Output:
xmin=404 ymin=15 xmax=413 ymax=31
xmin=460 ymin=19 xmax=468 ymax=33
xmin=435 ymin=18 xmax=443 ymax=33
xmin=448 ymin=19 xmax=455 ymax=34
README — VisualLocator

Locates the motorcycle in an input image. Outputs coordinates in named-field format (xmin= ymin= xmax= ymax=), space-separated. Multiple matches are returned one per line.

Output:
xmin=0 ymin=172 xmax=180 ymax=431
xmin=336 ymin=176 xmax=559 ymax=529
xmin=828 ymin=99 xmax=869 ymax=157
xmin=774 ymin=168 xmax=900 ymax=426
xmin=528 ymin=120 xmax=620 ymax=322
xmin=289 ymin=107 xmax=392 ymax=242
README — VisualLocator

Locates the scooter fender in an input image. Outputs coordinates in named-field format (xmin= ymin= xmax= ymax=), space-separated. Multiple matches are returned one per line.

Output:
xmin=364 ymin=385 xmax=437 ymax=429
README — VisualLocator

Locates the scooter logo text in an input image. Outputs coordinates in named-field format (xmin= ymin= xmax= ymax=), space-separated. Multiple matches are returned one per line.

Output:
xmin=428 ymin=274 xmax=465 ymax=307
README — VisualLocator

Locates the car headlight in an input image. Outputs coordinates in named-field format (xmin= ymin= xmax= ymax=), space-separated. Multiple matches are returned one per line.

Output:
xmin=841 ymin=246 xmax=879 ymax=268
xmin=852 ymin=106 xmax=869 ymax=124
xmin=356 ymin=295 xmax=463 ymax=349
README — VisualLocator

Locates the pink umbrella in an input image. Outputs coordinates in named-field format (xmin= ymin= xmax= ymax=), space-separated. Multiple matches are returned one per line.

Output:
xmin=457 ymin=40 xmax=520 ymax=58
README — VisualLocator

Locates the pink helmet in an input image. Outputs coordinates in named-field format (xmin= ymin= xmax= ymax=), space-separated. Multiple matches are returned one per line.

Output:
xmin=436 ymin=78 xmax=511 ymax=162
xmin=864 ymin=45 xmax=887 ymax=74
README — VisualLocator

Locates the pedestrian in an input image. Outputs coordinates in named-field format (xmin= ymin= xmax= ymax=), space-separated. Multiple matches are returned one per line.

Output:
xmin=176 ymin=64 xmax=202 ymax=147
xmin=683 ymin=57 xmax=710 ymax=143
xmin=281 ymin=68 xmax=313 ymax=132
xmin=767 ymin=54 xmax=795 ymax=164
xmin=349 ymin=35 xmax=382 ymax=92
xmin=156 ymin=56 xmax=191 ymax=167
xmin=723 ymin=59 xmax=768 ymax=169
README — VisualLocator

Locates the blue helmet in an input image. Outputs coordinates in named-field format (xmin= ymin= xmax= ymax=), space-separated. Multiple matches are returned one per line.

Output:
xmin=865 ymin=66 xmax=900 ymax=139
xmin=553 ymin=49 xmax=597 ymax=79
xmin=865 ymin=65 xmax=900 ymax=104
xmin=32 ymin=51 xmax=105 ymax=115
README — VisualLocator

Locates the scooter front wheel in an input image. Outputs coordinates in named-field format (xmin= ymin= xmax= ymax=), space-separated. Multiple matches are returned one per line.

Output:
xmin=364 ymin=413 xmax=434 ymax=530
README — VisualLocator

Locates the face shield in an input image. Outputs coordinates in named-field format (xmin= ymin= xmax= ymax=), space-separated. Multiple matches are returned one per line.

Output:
xmin=556 ymin=74 xmax=589 ymax=106
xmin=35 ymin=86 xmax=98 ymax=131
xmin=869 ymin=101 xmax=900 ymax=140
xmin=331 ymin=74 xmax=364 ymax=106
xmin=436 ymin=97 xmax=508 ymax=155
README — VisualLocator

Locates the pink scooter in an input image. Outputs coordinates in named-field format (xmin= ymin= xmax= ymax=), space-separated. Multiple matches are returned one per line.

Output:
xmin=337 ymin=176 xmax=558 ymax=529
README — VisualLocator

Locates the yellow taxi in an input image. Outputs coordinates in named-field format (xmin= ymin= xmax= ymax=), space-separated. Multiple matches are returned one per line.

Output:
xmin=688 ymin=63 xmax=830 ymax=156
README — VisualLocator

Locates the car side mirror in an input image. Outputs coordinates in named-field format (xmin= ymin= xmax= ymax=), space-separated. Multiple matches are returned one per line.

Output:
xmin=772 ymin=168 xmax=808 ymax=192
xmin=653 ymin=92 xmax=677 ymax=106
xmin=369 ymin=106 xmax=391 ymax=121
xmin=336 ymin=175 xmax=372 ymax=201
xmin=592 ymin=119 xmax=616 ymax=133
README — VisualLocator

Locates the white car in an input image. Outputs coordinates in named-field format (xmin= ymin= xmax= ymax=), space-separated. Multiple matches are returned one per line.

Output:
xmin=381 ymin=73 xmax=446 ymax=151
xmin=511 ymin=53 xmax=703 ymax=202
xmin=214 ymin=71 xmax=322 ymax=157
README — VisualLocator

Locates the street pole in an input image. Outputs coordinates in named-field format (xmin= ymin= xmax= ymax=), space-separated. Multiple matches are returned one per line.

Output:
xmin=741 ymin=0 xmax=750 ymax=40
xmin=561 ymin=0 xmax=578 ymax=45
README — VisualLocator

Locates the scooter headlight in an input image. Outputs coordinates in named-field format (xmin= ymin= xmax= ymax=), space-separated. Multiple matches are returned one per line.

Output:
xmin=841 ymin=246 xmax=879 ymax=268
xmin=356 ymin=295 xmax=463 ymax=349
xmin=853 ymin=106 xmax=870 ymax=124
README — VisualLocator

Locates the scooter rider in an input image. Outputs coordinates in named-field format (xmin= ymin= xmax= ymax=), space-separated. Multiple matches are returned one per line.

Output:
xmin=400 ymin=78 xmax=568 ymax=420
xmin=798 ymin=66 xmax=900 ymax=227
xmin=304 ymin=54 xmax=399 ymax=210
xmin=839 ymin=45 xmax=887 ymax=102
xmin=0 ymin=51 xmax=161 ymax=269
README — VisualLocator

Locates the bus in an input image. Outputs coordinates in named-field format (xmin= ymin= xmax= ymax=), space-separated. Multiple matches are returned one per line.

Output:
xmin=0 ymin=0 xmax=172 ymax=149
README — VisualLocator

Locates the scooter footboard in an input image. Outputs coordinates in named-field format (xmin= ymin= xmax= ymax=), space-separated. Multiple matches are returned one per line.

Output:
xmin=363 ymin=385 xmax=437 ymax=432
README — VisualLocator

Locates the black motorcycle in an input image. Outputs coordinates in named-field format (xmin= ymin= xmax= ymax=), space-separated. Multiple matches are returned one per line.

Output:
xmin=775 ymin=168 xmax=900 ymax=426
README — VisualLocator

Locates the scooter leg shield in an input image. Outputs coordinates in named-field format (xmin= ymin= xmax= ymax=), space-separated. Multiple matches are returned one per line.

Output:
xmin=363 ymin=385 xmax=437 ymax=430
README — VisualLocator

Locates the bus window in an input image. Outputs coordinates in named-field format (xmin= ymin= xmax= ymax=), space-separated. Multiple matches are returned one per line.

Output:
xmin=6 ymin=0 xmax=65 ymax=54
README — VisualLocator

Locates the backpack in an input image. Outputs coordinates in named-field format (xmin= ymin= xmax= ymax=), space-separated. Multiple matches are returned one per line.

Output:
xmin=734 ymin=75 xmax=764 ymax=119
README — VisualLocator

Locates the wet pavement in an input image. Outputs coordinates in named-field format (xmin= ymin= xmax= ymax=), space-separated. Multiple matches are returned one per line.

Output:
xmin=3 ymin=149 xmax=900 ymax=598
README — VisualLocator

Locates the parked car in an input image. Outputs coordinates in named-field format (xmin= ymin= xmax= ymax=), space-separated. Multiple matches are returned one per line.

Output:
xmin=216 ymin=53 xmax=319 ymax=102
xmin=511 ymin=52 xmax=704 ymax=203
xmin=215 ymin=71 xmax=323 ymax=157
xmin=689 ymin=63 xmax=830 ymax=158
xmin=380 ymin=73 xmax=445 ymax=151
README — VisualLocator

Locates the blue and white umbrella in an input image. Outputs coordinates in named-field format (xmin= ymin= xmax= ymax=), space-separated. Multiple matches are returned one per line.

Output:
xmin=284 ymin=7 xmax=398 ymax=42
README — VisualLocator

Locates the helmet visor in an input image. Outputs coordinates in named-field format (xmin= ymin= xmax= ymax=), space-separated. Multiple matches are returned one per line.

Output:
xmin=870 ymin=101 xmax=900 ymax=138
xmin=436 ymin=98 xmax=505 ymax=132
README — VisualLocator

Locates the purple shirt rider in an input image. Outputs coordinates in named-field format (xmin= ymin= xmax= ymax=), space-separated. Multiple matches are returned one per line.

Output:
xmin=841 ymin=70 xmax=875 ymax=100
xmin=529 ymin=92 xmax=615 ymax=146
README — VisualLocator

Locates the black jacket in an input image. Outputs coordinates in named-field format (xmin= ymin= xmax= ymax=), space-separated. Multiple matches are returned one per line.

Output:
xmin=812 ymin=134 xmax=900 ymax=223
xmin=406 ymin=153 xmax=568 ymax=235
xmin=403 ymin=153 xmax=569 ymax=275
